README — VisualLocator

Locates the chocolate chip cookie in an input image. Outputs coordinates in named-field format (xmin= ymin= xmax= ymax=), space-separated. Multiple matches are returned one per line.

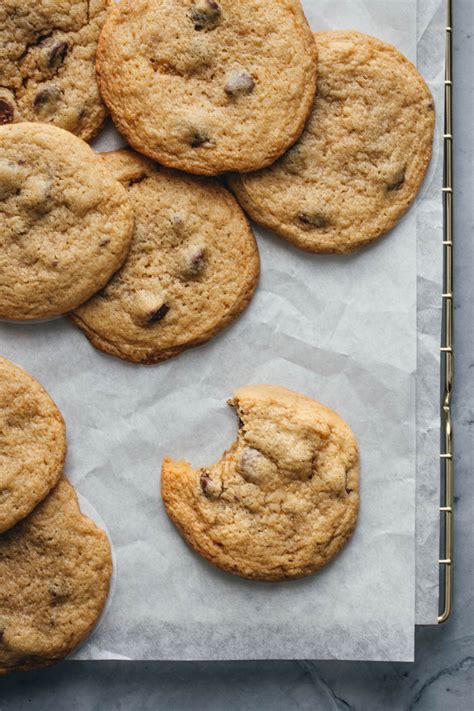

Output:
xmin=228 ymin=31 xmax=435 ymax=253
xmin=162 ymin=385 xmax=359 ymax=581
xmin=0 ymin=357 xmax=66 ymax=534
xmin=0 ymin=0 xmax=111 ymax=142
xmin=0 ymin=477 xmax=112 ymax=673
xmin=96 ymin=0 xmax=317 ymax=175
xmin=71 ymin=149 xmax=260 ymax=364
xmin=0 ymin=123 xmax=134 ymax=320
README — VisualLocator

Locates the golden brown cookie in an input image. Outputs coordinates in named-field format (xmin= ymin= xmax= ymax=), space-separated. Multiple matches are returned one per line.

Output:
xmin=96 ymin=0 xmax=317 ymax=175
xmin=0 ymin=123 xmax=134 ymax=320
xmin=162 ymin=385 xmax=360 ymax=581
xmin=0 ymin=357 xmax=66 ymax=534
xmin=0 ymin=0 xmax=111 ymax=142
xmin=228 ymin=31 xmax=435 ymax=253
xmin=71 ymin=149 xmax=260 ymax=364
xmin=0 ymin=477 xmax=112 ymax=674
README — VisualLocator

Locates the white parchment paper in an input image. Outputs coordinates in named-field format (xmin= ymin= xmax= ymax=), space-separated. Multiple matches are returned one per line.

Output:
xmin=0 ymin=0 xmax=444 ymax=660
xmin=415 ymin=0 xmax=444 ymax=625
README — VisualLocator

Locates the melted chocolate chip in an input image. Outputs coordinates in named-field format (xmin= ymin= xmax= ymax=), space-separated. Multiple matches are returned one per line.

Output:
xmin=128 ymin=173 xmax=147 ymax=187
xmin=0 ymin=99 xmax=13 ymax=125
xmin=48 ymin=41 xmax=69 ymax=69
xmin=146 ymin=303 xmax=170 ymax=323
xmin=200 ymin=469 xmax=211 ymax=493
xmin=189 ymin=0 xmax=221 ymax=31
xmin=225 ymin=70 xmax=255 ymax=97
xmin=387 ymin=171 xmax=406 ymax=192
xmin=296 ymin=212 xmax=327 ymax=229
xmin=199 ymin=469 xmax=222 ymax=498
xmin=33 ymin=85 xmax=61 ymax=110
xmin=344 ymin=468 xmax=353 ymax=495
xmin=187 ymin=249 xmax=206 ymax=276
xmin=189 ymin=129 xmax=210 ymax=148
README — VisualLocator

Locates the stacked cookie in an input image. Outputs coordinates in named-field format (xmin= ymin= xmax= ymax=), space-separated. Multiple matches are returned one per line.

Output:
xmin=0 ymin=357 xmax=112 ymax=673
xmin=0 ymin=0 xmax=434 ymax=360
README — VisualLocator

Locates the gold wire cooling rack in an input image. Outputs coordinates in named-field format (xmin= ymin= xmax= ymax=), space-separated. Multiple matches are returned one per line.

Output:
xmin=438 ymin=0 xmax=454 ymax=624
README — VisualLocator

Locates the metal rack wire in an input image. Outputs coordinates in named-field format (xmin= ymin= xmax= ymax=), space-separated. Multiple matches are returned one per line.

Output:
xmin=438 ymin=0 xmax=454 ymax=624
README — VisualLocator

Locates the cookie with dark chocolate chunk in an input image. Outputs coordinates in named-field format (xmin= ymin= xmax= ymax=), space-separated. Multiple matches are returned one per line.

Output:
xmin=96 ymin=0 xmax=317 ymax=175
xmin=70 ymin=149 xmax=260 ymax=364
xmin=228 ymin=31 xmax=435 ymax=253
xmin=0 ymin=0 xmax=111 ymax=141
xmin=162 ymin=385 xmax=360 ymax=580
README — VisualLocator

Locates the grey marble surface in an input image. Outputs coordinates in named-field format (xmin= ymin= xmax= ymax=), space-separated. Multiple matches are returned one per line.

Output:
xmin=1 ymin=3 xmax=473 ymax=709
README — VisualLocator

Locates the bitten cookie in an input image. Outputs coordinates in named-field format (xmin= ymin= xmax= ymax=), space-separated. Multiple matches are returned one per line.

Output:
xmin=0 ymin=357 xmax=66 ymax=534
xmin=0 ymin=0 xmax=111 ymax=142
xmin=162 ymin=385 xmax=359 ymax=581
xmin=71 ymin=149 xmax=260 ymax=364
xmin=228 ymin=31 xmax=435 ymax=253
xmin=0 ymin=123 xmax=134 ymax=320
xmin=96 ymin=0 xmax=317 ymax=175
xmin=0 ymin=477 xmax=112 ymax=673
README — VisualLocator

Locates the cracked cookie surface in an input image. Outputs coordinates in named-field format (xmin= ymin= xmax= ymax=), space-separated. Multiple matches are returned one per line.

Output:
xmin=228 ymin=31 xmax=435 ymax=253
xmin=0 ymin=123 xmax=134 ymax=320
xmin=0 ymin=0 xmax=111 ymax=141
xmin=71 ymin=149 xmax=260 ymax=364
xmin=96 ymin=0 xmax=317 ymax=175
xmin=0 ymin=356 xmax=66 ymax=534
xmin=162 ymin=385 xmax=359 ymax=581
xmin=0 ymin=477 xmax=112 ymax=674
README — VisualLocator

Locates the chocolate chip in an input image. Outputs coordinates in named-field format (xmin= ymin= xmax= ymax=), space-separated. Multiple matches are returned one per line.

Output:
xmin=345 ymin=467 xmax=353 ymax=494
xmin=146 ymin=303 xmax=170 ymax=323
xmin=182 ymin=247 xmax=206 ymax=277
xmin=190 ymin=249 xmax=205 ymax=271
xmin=225 ymin=70 xmax=255 ymax=97
xmin=189 ymin=129 xmax=210 ymax=148
xmin=33 ymin=85 xmax=61 ymax=110
xmin=99 ymin=239 xmax=110 ymax=247
xmin=200 ymin=469 xmax=211 ymax=493
xmin=128 ymin=173 xmax=147 ymax=187
xmin=296 ymin=212 xmax=327 ymax=229
xmin=189 ymin=0 xmax=221 ymax=31
xmin=48 ymin=40 xmax=69 ymax=69
xmin=0 ymin=99 xmax=14 ymax=125
xmin=238 ymin=448 xmax=277 ymax=485
xmin=171 ymin=214 xmax=184 ymax=229
xmin=199 ymin=469 xmax=222 ymax=498
xmin=387 ymin=171 xmax=406 ymax=192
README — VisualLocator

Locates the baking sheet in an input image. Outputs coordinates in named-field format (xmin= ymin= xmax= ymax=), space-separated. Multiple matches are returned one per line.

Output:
xmin=0 ymin=0 xmax=444 ymax=661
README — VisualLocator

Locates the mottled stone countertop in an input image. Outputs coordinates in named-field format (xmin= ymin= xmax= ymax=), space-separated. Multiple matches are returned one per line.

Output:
xmin=1 ymin=3 xmax=472 ymax=709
